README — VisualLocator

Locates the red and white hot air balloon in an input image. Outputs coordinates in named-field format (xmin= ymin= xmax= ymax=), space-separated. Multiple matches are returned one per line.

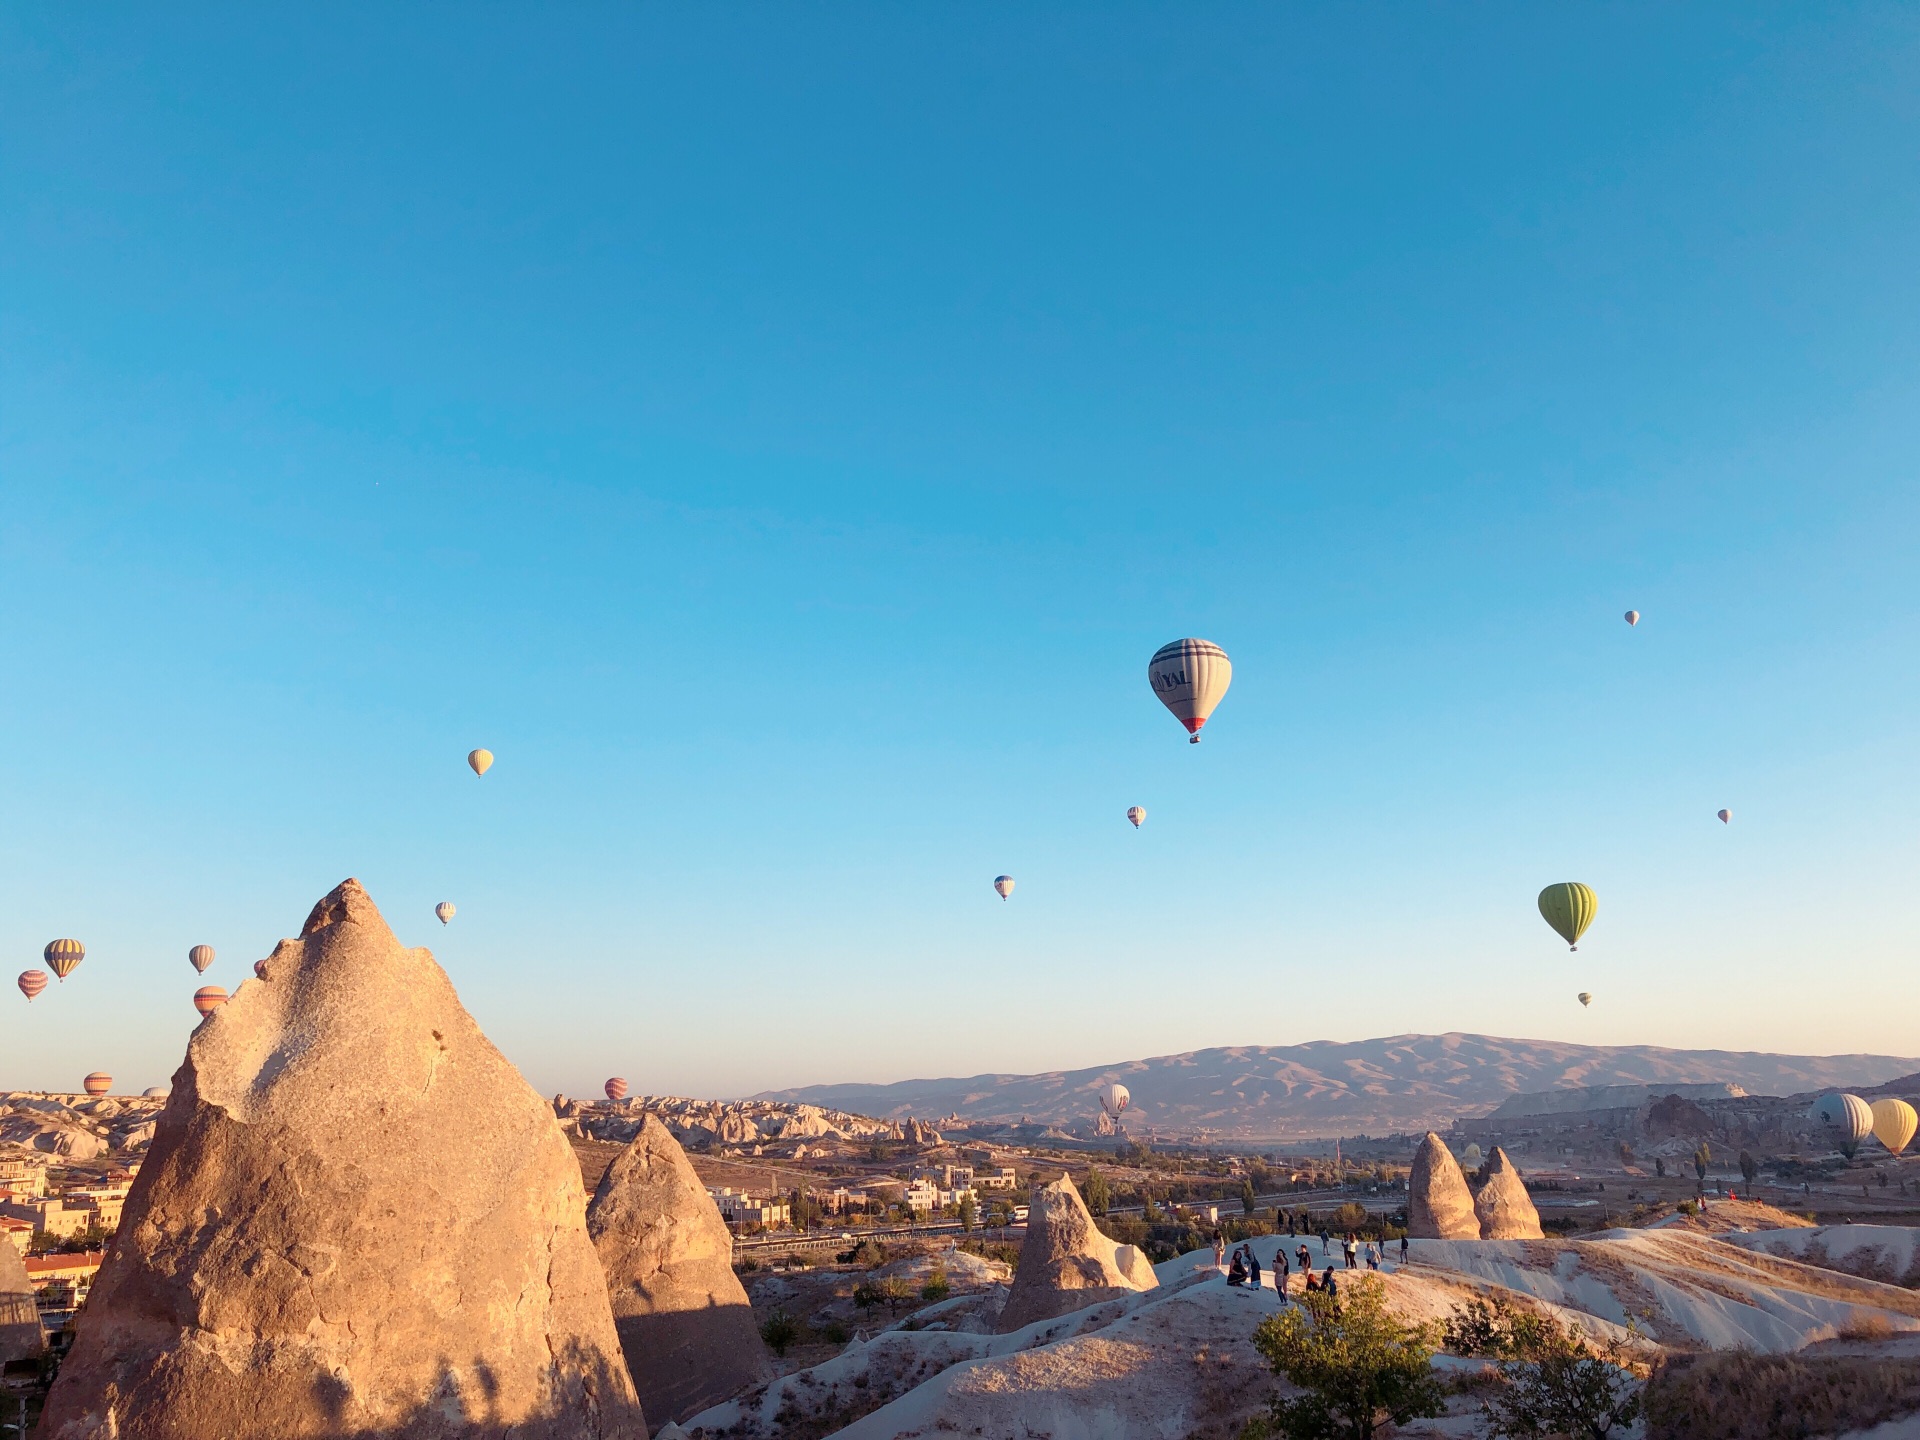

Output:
xmin=189 ymin=945 xmax=215 ymax=975
xmin=83 ymin=1072 xmax=112 ymax=1097
xmin=193 ymin=986 xmax=228 ymax=1017
xmin=1126 ymin=806 xmax=1146 ymax=828
xmin=604 ymin=1077 xmax=629 ymax=1102
xmin=1148 ymin=639 xmax=1232 ymax=743
xmin=1099 ymin=1083 xmax=1131 ymax=1118
xmin=1624 ymin=610 xmax=1640 ymax=626
xmin=17 ymin=970 xmax=48 ymax=1002
xmin=1717 ymin=808 xmax=1731 ymax=824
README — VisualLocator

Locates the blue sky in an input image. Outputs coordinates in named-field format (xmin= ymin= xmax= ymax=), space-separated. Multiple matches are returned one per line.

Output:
xmin=3 ymin=6 xmax=1918 ymax=1100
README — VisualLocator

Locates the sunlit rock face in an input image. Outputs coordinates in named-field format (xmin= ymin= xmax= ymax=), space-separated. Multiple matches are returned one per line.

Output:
xmin=39 ymin=879 xmax=645 ymax=1440
xmin=1472 ymin=1146 xmax=1545 ymax=1240
xmin=996 ymin=1173 xmax=1159 ymax=1332
xmin=1408 ymin=1131 xmax=1480 ymax=1240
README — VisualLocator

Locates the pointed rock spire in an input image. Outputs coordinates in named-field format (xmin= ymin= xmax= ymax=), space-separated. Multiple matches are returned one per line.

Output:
xmin=1408 ymin=1132 xmax=1480 ymax=1239
xmin=1472 ymin=1146 xmax=1544 ymax=1240
xmin=0 ymin=1233 xmax=44 ymax=1366
xmin=40 ymin=878 xmax=645 ymax=1440
xmin=996 ymin=1173 xmax=1158 ymax=1333
xmin=587 ymin=1115 xmax=772 ymax=1423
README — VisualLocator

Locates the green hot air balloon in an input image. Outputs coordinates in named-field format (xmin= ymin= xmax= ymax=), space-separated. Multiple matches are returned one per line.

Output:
xmin=1537 ymin=883 xmax=1597 ymax=951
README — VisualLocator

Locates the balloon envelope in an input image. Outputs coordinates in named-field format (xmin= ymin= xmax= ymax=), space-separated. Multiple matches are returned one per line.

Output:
xmin=82 ymin=1073 xmax=111 ymax=1097
xmin=435 ymin=902 xmax=456 ymax=925
xmin=993 ymin=875 xmax=1015 ymax=900
xmin=1126 ymin=806 xmax=1146 ymax=828
xmin=1872 ymin=1098 xmax=1918 ymax=1157
xmin=1577 ymin=992 xmax=1592 ymax=1007
xmin=1099 ymin=1083 xmax=1131 ymax=1118
xmin=1147 ymin=638 xmax=1232 ymax=742
xmin=254 ymin=959 xmax=268 ymax=978
xmin=1717 ymin=809 xmax=1731 ymax=824
xmin=188 ymin=945 xmax=215 ymax=974
xmin=1624 ymin=610 xmax=1640 ymax=625
xmin=467 ymin=748 xmax=494 ymax=776
xmin=604 ymin=1077 xmax=629 ymax=1101
xmin=1809 ymin=1093 xmax=1873 ymax=1146
xmin=193 ymin=986 xmax=228 ymax=1017
xmin=44 ymin=939 xmax=85 ymax=981
xmin=1537 ymin=883 xmax=1598 ymax=950
xmin=17 ymin=970 xmax=47 ymax=1002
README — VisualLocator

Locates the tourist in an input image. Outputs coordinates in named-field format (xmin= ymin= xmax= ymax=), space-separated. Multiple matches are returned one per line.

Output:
xmin=1226 ymin=1249 xmax=1247 ymax=1287
xmin=1366 ymin=1242 xmax=1380 ymax=1271
xmin=1297 ymin=1243 xmax=1313 ymax=1275
xmin=1322 ymin=1267 xmax=1338 ymax=1300
xmin=1213 ymin=1232 xmax=1226 ymax=1271
xmin=1247 ymin=1247 xmax=1262 ymax=1291
xmin=1343 ymin=1233 xmax=1358 ymax=1268
xmin=1400 ymin=1234 xmax=1409 ymax=1263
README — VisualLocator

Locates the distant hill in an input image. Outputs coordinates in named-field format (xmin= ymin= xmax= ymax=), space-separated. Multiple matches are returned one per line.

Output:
xmin=754 ymin=1034 xmax=1920 ymax=1141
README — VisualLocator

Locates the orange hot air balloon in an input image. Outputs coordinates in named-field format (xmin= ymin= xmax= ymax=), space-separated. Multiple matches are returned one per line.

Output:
xmin=83 ymin=1072 xmax=111 ymax=1097
xmin=468 ymin=748 xmax=494 ymax=777
xmin=605 ymin=1077 xmax=629 ymax=1102
xmin=44 ymin=939 xmax=85 ymax=981
xmin=193 ymin=985 xmax=228 ymax=1017
xmin=189 ymin=945 xmax=216 ymax=974
xmin=18 ymin=970 xmax=48 ymax=1002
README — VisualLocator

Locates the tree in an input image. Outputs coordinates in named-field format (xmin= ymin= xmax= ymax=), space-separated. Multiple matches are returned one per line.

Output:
xmin=1485 ymin=1336 xmax=1643 ymax=1439
xmin=1242 ymin=1178 xmax=1259 ymax=1215
xmin=1693 ymin=1145 xmax=1710 ymax=1184
xmin=1617 ymin=1141 xmax=1634 ymax=1166
xmin=1084 ymin=1166 xmax=1110 ymax=1216
xmin=1248 ymin=1275 xmax=1445 ymax=1440
xmin=1141 ymin=1191 xmax=1160 ymax=1223
xmin=1654 ymin=1158 xmax=1666 ymax=1178
xmin=958 ymin=1192 xmax=977 ymax=1232
xmin=921 ymin=1268 xmax=951 ymax=1304
xmin=1738 ymin=1151 xmax=1758 ymax=1188
xmin=760 ymin=1309 xmax=800 ymax=1357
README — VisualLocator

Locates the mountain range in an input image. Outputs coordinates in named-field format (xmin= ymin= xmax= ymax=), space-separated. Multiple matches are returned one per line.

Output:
xmin=756 ymin=1033 xmax=1920 ymax=1141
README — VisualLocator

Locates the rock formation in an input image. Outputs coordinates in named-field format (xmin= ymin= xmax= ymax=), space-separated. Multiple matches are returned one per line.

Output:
xmin=587 ymin=1115 xmax=773 ymax=1422
xmin=39 ymin=879 xmax=645 ymax=1440
xmin=1471 ymin=1147 xmax=1545 ymax=1240
xmin=1408 ymin=1132 xmax=1479 ymax=1239
xmin=996 ymin=1173 xmax=1157 ymax=1332
xmin=0 ymin=1233 xmax=43 ymax=1366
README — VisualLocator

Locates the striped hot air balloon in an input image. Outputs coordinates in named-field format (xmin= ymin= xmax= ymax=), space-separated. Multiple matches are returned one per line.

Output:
xmin=44 ymin=939 xmax=84 ymax=981
xmin=468 ymin=748 xmax=494 ymax=776
xmin=82 ymin=1073 xmax=111 ymax=1097
xmin=1872 ymin=1098 xmax=1918 ymax=1158
xmin=193 ymin=985 xmax=228 ymax=1017
xmin=1127 ymin=806 xmax=1146 ymax=828
xmin=1100 ymin=1083 xmax=1130 ymax=1118
xmin=1148 ymin=639 xmax=1232 ymax=743
xmin=605 ymin=1077 xmax=629 ymax=1102
xmin=189 ymin=945 xmax=215 ymax=974
xmin=994 ymin=875 xmax=1015 ymax=900
xmin=17 ymin=970 xmax=48 ymax=1002
xmin=1537 ymin=883 xmax=1598 ymax=951
xmin=1810 ymin=1093 xmax=1874 ymax=1158
xmin=435 ymin=902 xmax=456 ymax=925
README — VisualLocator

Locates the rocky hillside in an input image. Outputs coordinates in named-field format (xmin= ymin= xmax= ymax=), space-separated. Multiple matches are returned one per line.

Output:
xmin=755 ymin=1033 xmax=1920 ymax=1141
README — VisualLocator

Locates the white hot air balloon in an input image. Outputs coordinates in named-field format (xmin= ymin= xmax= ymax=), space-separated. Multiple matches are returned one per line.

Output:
xmin=1126 ymin=806 xmax=1146 ymax=828
xmin=1099 ymin=1083 xmax=1130 ymax=1118
xmin=436 ymin=902 xmax=456 ymax=925
xmin=993 ymin=875 xmax=1015 ymax=901
xmin=1810 ymin=1093 xmax=1874 ymax=1157
xmin=1147 ymin=638 xmax=1232 ymax=743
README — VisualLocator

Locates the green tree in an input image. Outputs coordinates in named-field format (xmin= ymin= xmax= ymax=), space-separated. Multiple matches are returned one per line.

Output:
xmin=876 ymin=1275 xmax=915 ymax=1314
xmin=1242 ymin=1178 xmax=1259 ymax=1215
xmin=760 ymin=1309 xmax=800 ymax=1357
xmin=1485 ymin=1328 xmax=1643 ymax=1440
xmin=1738 ymin=1151 xmax=1759 ymax=1188
xmin=1247 ymin=1275 xmax=1445 ymax=1440
xmin=1084 ymin=1166 xmax=1110 ymax=1216
xmin=921 ymin=1268 xmax=951 ymax=1304
xmin=958 ymin=1192 xmax=977 ymax=1232
xmin=1693 ymin=1145 xmax=1710 ymax=1184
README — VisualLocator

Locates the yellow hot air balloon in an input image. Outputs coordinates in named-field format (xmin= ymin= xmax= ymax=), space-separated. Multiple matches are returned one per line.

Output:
xmin=44 ymin=939 xmax=85 ymax=981
xmin=1872 ymin=1098 xmax=1918 ymax=1157
xmin=468 ymin=748 xmax=494 ymax=777
xmin=1537 ymin=884 xmax=1597 ymax=950
xmin=1126 ymin=806 xmax=1146 ymax=828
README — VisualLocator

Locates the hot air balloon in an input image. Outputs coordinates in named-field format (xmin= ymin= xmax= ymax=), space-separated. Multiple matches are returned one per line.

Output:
xmin=1099 ymin=1083 xmax=1131 ymax=1118
xmin=1717 ymin=809 xmax=1731 ymax=824
xmin=44 ymin=939 xmax=84 ymax=981
xmin=436 ymin=902 xmax=456 ymax=925
xmin=253 ymin=959 xmax=268 ymax=979
xmin=1872 ymin=1098 xmax=1918 ymax=1157
xmin=142 ymin=1086 xmax=168 ymax=1098
xmin=468 ymin=748 xmax=494 ymax=776
xmin=1537 ymin=883 xmax=1598 ymax=951
xmin=1461 ymin=1143 xmax=1483 ymax=1166
xmin=1126 ymin=806 xmax=1146 ymax=828
xmin=605 ymin=1077 xmax=629 ymax=1102
xmin=82 ymin=1073 xmax=111 ymax=1097
xmin=1624 ymin=611 xmax=1640 ymax=626
xmin=1577 ymin=992 xmax=1592 ymax=1007
xmin=193 ymin=986 xmax=228 ymax=1017
xmin=1810 ymin=1093 xmax=1874 ymax=1157
xmin=993 ymin=875 xmax=1015 ymax=900
xmin=1147 ymin=639 xmax=1232 ymax=743
xmin=188 ymin=945 xmax=215 ymax=974
xmin=17 ymin=970 xmax=47 ymax=1002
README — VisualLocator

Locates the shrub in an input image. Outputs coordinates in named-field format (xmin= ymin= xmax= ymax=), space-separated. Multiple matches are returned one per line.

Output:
xmin=760 ymin=1309 xmax=800 ymax=1356
xmin=1482 ymin=1314 xmax=1642 ymax=1440
xmin=1244 ymin=1275 xmax=1445 ymax=1440
xmin=921 ymin=1269 xmax=951 ymax=1303
xmin=820 ymin=1318 xmax=850 ymax=1345
xmin=1643 ymin=1353 xmax=1920 ymax=1440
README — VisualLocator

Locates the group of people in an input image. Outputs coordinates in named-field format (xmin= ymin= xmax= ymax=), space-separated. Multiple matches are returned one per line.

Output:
xmin=1213 ymin=1227 xmax=1409 ymax=1300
